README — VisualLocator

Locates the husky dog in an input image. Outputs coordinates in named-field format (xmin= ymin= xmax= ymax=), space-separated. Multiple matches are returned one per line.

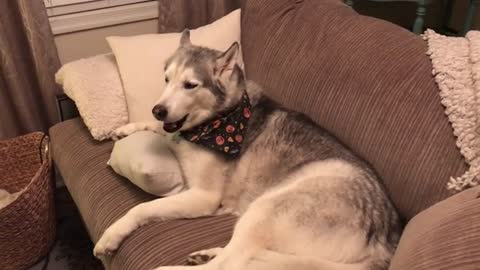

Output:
xmin=94 ymin=30 xmax=402 ymax=270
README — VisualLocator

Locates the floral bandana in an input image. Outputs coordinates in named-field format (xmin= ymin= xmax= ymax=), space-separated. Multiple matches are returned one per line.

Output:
xmin=180 ymin=92 xmax=251 ymax=157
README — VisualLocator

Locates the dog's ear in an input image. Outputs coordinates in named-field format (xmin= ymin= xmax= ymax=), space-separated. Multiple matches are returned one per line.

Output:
xmin=179 ymin=29 xmax=191 ymax=47
xmin=215 ymin=42 xmax=239 ymax=76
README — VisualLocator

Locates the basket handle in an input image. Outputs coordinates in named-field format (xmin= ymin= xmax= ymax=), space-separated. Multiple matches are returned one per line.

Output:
xmin=39 ymin=134 xmax=51 ymax=163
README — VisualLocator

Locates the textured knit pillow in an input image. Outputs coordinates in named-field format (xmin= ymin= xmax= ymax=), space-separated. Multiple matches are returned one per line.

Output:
xmin=424 ymin=30 xmax=480 ymax=192
xmin=108 ymin=131 xmax=184 ymax=197
xmin=55 ymin=54 xmax=128 ymax=140
xmin=107 ymin=9 xmax=242 ymax=123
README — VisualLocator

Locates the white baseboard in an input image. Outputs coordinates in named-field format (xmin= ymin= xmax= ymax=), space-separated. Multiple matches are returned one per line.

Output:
xmin=49 ymin=1 xmax=159 ymax=35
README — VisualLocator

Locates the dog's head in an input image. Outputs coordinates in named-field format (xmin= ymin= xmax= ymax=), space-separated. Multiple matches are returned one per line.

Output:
xmin=152 ymin=30 xmax=245 ymax=133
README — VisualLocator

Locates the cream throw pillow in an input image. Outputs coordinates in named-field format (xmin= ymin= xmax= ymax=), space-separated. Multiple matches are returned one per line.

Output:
xmin=108 ymin=131 xmax=184 ymax=197
xmin=55 ymin=54 xmax=129 ymax=140
xmin=107 ymin=9 xmax=242 ymax=123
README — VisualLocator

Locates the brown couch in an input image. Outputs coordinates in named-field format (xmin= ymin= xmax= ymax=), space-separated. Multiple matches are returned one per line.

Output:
xmin=49 ymin=0 xmax=480 ymax=269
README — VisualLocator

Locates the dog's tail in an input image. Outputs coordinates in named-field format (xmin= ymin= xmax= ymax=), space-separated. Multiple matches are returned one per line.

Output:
xmin=247 ymin=250 xmax=368 ymax=270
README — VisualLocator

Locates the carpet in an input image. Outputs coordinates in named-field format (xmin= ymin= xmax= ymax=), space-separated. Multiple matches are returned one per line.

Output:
xmin=28 ymin=187 xmax=103 ymax=270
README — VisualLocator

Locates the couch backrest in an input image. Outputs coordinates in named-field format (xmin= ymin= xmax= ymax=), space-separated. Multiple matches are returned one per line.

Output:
xmin=241 ymin=0 xmax=466 ymax=220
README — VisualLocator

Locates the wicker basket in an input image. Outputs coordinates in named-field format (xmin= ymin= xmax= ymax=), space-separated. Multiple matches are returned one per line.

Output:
xmin=0 ymin=132 xmax=56 ymax=270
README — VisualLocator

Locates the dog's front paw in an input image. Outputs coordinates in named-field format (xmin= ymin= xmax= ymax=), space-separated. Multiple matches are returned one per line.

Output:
xmin=215 ymin=206 xmax=240 ymax=216
xmin=111 ymin=122 xmax=166 ymax=140
xmin=111 ymin=123 xmax=140 ymax=140
xmin=153 ymin=266 xmax=200 ymax=270
xmin=185 ymin=247 xmax=222 ymax=265
xmin=93 ymin=228 xmax=125 ymax=258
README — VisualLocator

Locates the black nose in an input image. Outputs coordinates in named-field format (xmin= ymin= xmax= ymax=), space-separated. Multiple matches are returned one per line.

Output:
xmin=152 ymin=105 xmax=168 ymax=120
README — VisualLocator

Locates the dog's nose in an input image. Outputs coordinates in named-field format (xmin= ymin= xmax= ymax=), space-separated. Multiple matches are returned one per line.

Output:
xmin=152 ymin=105 xmax=168 ymax=120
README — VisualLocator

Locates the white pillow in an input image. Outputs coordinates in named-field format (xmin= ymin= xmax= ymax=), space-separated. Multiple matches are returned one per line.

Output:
xmin=108 ymin=131 xmax=184 ymax=197
xmin=55 ymin=54 xmax=129 ymax=140
xmin=107 ymin=9 xmax=242 ymax=123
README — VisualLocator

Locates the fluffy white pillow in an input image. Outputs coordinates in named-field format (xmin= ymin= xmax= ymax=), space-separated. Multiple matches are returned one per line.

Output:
xmin=107 ymin=9 xmax=242 ymax=123
xmin=108 ymin=131 xmax=184 ymax=197
xmin=55 ymin=54 xmax=129 ymax=140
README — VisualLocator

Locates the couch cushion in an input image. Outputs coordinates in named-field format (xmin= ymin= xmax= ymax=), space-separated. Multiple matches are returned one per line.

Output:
xmin=241 ymin=0 xmax=466 ymax=219
xmin=389 ymin=186 xmax=480 ymax=270
xmin=49 ymin=118 xmax=236 ymax=269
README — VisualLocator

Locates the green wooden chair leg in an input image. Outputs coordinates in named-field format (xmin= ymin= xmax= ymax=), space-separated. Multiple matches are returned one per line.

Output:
xmin=413 ymin=1 xmax=427 ymax=34
xmin=463 ymin=0 xmax=479 ymax=36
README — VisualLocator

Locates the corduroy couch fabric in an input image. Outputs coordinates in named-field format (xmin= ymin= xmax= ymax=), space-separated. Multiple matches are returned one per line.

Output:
xmin=241 ymin=0 xmax=465 ymax=219
xmin=50 ymin=119 xmax=236 ymax=269
xmin=389 ymin=186 xmax=480 ymax=270
xmin=49 ymin=0 xmax=480 ymax=269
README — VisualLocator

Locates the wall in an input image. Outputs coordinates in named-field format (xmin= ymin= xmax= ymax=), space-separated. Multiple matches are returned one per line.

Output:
xmin=54 ymin=19 xmax=157 ymax=64
xmin=53 ymin=0 xmax=477 ymax=64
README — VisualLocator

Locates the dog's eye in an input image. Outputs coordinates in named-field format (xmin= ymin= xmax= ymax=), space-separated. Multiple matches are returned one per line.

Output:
xmin=165 ymin=77 xmax=169 ymax=83
xmin=184 ymin=82 xmax=198 ymax=90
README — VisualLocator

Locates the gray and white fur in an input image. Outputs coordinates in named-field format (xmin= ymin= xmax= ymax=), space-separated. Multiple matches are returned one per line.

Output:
xmin=94 ymin=30 xmax=402 ymax=270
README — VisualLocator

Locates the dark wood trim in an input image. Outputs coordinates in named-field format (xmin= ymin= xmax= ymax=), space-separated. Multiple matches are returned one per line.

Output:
xmin=56 ymin=93 xmax=79 ymax=122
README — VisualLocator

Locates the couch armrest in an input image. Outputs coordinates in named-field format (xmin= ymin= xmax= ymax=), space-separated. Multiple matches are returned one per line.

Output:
xmin=390 ymin=186 xmax=480 ymax=270
xmin=56 ymin=93 xmax=79 ymax=122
